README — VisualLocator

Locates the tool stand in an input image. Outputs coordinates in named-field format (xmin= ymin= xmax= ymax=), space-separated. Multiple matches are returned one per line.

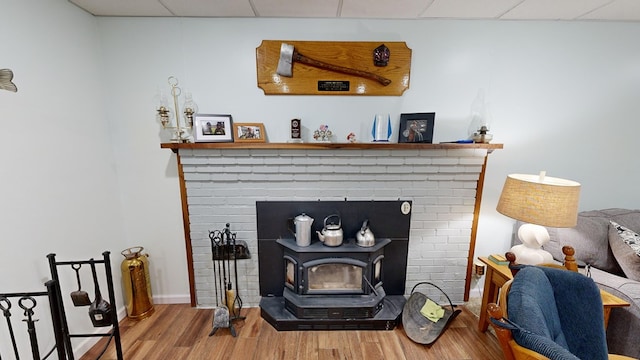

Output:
xmin=208 ymin=223 xmax=245 ymax=337
xmin=48 ymin=251 xmax=123 ymax=360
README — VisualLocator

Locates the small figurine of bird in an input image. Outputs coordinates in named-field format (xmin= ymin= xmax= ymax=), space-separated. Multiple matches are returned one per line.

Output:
xmin=0 ymin=68 xmax=17 ymax=92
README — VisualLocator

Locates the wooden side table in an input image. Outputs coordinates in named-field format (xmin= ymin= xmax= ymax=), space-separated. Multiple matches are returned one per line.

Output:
xmin=478 ymin=257 xmax=512 ymax=332
xmin=477 ymin=256 xmax=630 ymax=332
xmin=600 ymin=289 xmax=631 ymax=328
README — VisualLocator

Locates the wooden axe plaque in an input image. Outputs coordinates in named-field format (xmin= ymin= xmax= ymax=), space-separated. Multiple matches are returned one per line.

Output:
xmin=256 ymin=40 xmax=411 ymax=96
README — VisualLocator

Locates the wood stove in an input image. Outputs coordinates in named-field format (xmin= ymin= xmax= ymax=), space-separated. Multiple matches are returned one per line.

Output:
xmin=281 ymin=237 xmax=389 ymax=319
xmin=257 ymin=200 xmax=411 ymax=331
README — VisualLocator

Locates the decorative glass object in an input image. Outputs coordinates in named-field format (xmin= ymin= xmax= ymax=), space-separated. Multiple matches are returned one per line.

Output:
xmin=372 ymin=114 xmax=392 ymax=142
xmin=156 ymin=91 xmax=171 ymax=128
xmin=182 ymin=92 xmax=198 ymax=128
xmin=468 ymin=89 xmax=493 ymax=143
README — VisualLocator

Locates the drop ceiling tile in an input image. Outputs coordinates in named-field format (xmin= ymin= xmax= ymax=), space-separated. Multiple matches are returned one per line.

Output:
xmin=69 ymin=0 xmax=172 ymax=16
xmin=341 ymin=0 xmax=432 ymax=18
xmin=162 ymin=0 xmax=256 ymax=17
xmin=579 ymin=0 xmax=640 ymax=21
xmin=421 ymin=0 xmax=523 ymax=19
xmin=68 ymin=0 xmax=640 ymax=21
xmin=501 ymin=0 xmax=612 ymax=20
xmin=252 ymin=0 xmax=340 ymax=18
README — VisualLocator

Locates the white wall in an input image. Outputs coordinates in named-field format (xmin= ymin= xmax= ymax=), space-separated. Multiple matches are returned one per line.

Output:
xmin=2 ymin=0 xmax=640 ymax=354
xmin=97 ymin=16 xmax=640 ymax=299
xmin=1 ymin=0 xmax=127 ymax=356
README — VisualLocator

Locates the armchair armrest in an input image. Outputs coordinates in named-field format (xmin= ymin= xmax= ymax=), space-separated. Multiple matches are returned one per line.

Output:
xmin=506 ymin=246 xmax=578 ymax=276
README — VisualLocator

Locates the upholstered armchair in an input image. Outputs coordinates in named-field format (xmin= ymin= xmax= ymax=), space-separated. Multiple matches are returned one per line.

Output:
xmin=488 ymin=264 xmax=633 ymax=360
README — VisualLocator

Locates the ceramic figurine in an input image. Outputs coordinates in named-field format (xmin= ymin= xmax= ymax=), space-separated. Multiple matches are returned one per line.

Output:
xmin=313 ymin=124 xmax=333 ymax=142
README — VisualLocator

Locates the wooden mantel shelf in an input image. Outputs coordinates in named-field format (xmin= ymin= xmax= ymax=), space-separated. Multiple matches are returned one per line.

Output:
xmin=161 ymin=142 xmax=503 ymax=152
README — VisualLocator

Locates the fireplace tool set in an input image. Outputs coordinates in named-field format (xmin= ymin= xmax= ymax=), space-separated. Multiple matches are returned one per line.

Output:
xmin=66 ymin=260 xmax=114 ymax=327
xmin=47 ymin=252 xmax=124 ymax=359
xmin=208 ymin=223 xmax=245 ymax=337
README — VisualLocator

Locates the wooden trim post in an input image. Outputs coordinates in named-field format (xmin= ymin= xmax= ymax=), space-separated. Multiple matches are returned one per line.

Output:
xmin=173 ymin=150 xmax=196 ymax=306
xmin=464 ymin=154 xmax=489 ymax=301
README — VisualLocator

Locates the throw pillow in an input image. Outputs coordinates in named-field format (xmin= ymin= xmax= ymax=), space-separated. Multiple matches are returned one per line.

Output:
xmin=608 ymin=221 xmax=640 ymax=281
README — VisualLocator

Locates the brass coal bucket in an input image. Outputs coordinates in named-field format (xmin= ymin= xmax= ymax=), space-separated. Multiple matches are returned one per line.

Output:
xmin=121 ymin=246 xmax=154 ymax=320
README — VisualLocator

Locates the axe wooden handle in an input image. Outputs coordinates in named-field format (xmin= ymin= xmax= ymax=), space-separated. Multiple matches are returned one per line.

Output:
xmin=294 ymin=52 xmax=392 ymax=86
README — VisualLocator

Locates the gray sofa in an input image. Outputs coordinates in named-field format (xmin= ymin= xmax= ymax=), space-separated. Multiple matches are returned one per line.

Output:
xmin=537 ymin=209 xmax=640 ymax=359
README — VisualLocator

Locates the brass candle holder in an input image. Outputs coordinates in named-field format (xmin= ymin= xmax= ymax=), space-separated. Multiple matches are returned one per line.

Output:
xmin=155 ymin=76 xmax=197 ymax=143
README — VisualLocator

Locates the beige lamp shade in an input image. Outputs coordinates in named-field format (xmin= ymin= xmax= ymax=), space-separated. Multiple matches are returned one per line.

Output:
xmin=496 ymin=172 xmax=581 ymax=228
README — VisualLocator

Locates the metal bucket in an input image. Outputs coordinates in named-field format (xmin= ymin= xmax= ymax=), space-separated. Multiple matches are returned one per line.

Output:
xmin=121 ymin=246 xmax=155 ymax=320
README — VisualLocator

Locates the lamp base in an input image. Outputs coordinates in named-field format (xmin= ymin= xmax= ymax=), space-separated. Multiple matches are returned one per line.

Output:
xmin=510 ymin=223 xmax=554 ymax=265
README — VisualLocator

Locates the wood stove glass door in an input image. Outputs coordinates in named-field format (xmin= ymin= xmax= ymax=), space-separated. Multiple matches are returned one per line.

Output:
xmin=305 ymin=259 xmax=366 ymax=294
xmin=284 ymin=256 xmax=297 ymax=291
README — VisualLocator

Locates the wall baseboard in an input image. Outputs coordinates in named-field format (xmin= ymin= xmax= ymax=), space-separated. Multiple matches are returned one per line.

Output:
xmin=153 ymin=294 xmax=190 ymax=304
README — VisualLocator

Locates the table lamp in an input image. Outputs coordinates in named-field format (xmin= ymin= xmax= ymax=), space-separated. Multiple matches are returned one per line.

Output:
xmin=496 ymin=171 xmax=581 ymax=265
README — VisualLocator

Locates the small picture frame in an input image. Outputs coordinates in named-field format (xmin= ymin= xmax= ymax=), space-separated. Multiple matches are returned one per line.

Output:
xmin=193 ymin=114 xmax=234 ymax=143
xmin=233 ymin=123 xmax=266 ymax=143
xmin=398 ymin=112 xmax=435 ymax=143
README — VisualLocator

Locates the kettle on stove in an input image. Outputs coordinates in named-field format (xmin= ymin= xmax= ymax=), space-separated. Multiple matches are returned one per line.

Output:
xmin=356 ymin=219 xmax=375 ymax=247
xmin=317 ymin=214 xmax=343 ymax=247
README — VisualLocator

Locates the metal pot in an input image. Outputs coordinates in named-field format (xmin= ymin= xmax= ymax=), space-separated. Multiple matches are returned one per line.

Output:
xmin=356 ymin=219 xmax=375 ymax=247
xmin=316 ymin=214 xmax=343 ymax=247
xmin=289 ymin=213 xmax=314 ymax=247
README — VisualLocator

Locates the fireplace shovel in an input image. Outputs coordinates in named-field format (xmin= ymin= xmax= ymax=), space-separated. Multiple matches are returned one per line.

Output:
xmin=402 ymin=282 xmax=461 ymax=345
xmin=70 ymin=263 xmax=91 ymax=306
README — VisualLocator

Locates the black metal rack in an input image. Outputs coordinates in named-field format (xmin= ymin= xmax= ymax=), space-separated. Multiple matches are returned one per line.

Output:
xmin=47 ymin=251 xmax=123 ymax=360
xmin=0 ymin=280 xmax=67 ymax=359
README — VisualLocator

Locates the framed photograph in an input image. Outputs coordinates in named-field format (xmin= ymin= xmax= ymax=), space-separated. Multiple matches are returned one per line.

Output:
xmin=233 ymin=123 xmax=266 ymax=143
xmin=398 ymin=112 xmax=435 ymax=143
xmin=193 ymin=114 xmax=233 ymax=143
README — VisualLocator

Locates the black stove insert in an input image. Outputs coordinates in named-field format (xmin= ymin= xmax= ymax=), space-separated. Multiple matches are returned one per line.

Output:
xmin=256 ymin=200 xmax=412 ymax=331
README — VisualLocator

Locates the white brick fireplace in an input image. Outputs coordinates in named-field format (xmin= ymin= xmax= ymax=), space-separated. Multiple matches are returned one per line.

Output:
xmin=166 ymin=144 xmax=500 ymax=308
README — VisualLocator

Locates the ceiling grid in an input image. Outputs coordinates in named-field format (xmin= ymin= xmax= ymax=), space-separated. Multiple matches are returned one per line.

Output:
xmin=68 ymin=0 xmax=640 ymax=21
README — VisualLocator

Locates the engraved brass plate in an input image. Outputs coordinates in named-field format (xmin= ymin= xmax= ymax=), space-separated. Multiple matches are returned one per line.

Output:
xmin=318 ymin=81 xmax=350 ymax=92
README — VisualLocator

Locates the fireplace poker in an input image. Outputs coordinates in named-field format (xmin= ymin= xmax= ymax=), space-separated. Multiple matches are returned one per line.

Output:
xmin=363 ymin=275 xmax=379 ymax=297
xmin=222 ymin=225 xmax=238 ymax=336
xmin=19 ymin=296 xmax=41 ymax=359
xmin=223 ymin=225 xmax=235 ymax=315
xmin=0 ymin=296 xmax=20 ymax=359
xmin=220 ymin=238 xmax=228 ymax=303
xmin=209 ymin=230 xmax=222 ymax=306
xmin=231 ymin=231 xmax=244 ymax=318
xmin=217 ymin=246 xmax=225 ymax=315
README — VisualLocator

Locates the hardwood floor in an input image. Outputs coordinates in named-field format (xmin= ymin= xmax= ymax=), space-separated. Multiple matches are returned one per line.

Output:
xmin=80 ymin=304 xmax=503 ymax=360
